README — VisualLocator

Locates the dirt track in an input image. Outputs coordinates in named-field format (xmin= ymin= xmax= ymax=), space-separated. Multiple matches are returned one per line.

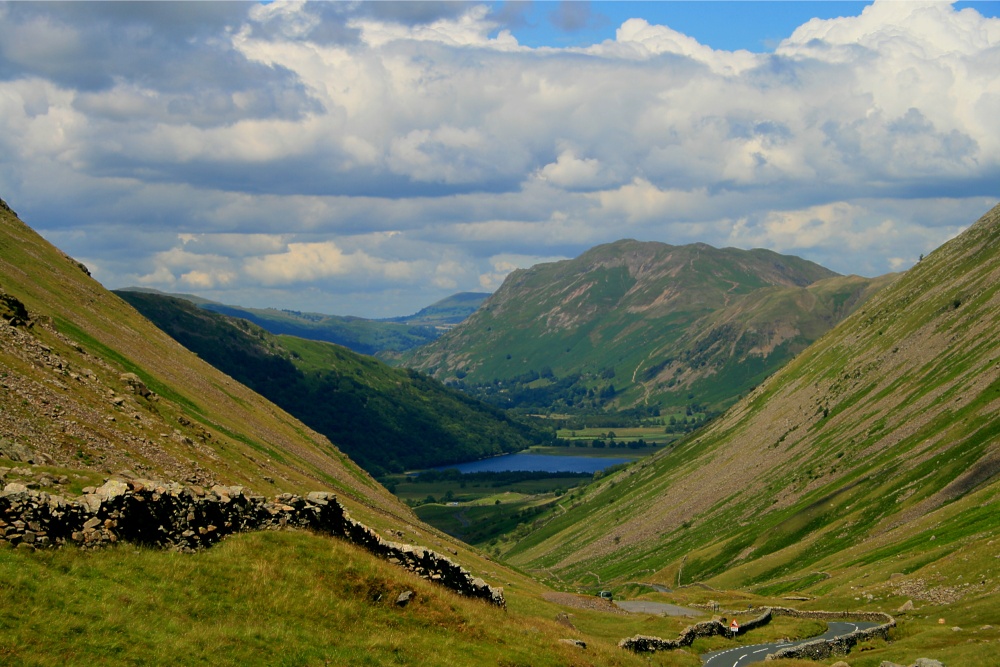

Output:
xmin=614 ymin=600 xmax=702 ymax=616
xmin=542 ymin=592 xmax=630 ymax=615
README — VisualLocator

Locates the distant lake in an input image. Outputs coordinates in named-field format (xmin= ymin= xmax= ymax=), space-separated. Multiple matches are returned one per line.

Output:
xmin=435 ymin=452 xmax=631 ymax=475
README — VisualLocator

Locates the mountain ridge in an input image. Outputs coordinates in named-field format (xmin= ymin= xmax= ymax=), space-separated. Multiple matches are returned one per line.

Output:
xmin=405 ymin=239 xmax=893 ymax=416
xmin=119 ymin=287 xmax=487 ymax=356
xmin=506 ymin=202 xmax=1000 ymax=598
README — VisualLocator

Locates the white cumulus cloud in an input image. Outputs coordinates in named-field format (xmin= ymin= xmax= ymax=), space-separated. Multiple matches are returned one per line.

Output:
xmin=0 ymin=0 xmax=997 ymax=316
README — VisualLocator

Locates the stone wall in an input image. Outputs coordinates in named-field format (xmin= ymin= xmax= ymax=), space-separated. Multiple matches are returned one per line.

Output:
xmin=737 ymin=606 xmax=774 ymax=633
xmin=0 ymin=479 xmax=505 ymax=608
xmin=619 ymin=618 xmax=732 ymax=652
xmin=764 ymin=607 xmax=895 ymax=661
xmin=619 ymin=605 xmax=894 ymax=657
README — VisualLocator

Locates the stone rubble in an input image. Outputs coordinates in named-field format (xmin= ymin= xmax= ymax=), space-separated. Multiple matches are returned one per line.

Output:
xmin=0 ymin=479 xmax=505 ymax=608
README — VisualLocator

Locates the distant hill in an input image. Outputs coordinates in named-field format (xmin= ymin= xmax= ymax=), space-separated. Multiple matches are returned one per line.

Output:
xmin=115 ymin=290 xmax=545 ymax=475
xmin=403 ymin=240 xmax=893 ymax=416
xmin=383 ymin=291 xmax=490 ymax=327
xmin=508 ymin=203 xmax=1000 ymax=606
xmin=121 ymin=288 xmax=486 ymax=356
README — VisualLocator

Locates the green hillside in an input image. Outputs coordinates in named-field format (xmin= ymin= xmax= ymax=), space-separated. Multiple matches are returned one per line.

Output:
xmin=125 ymin=288 xmax=487 ymax=356
xmin=115 ymin=289 xmax=546 ymax=475
xmin=0 ymin=197 xmax=727 ymax=666
xmin=7 ymin=191 xmax=999 ymax=666
xmin=384 ymin=291 xmax=490 ymax=327
xmin=405 ymin=241 xmax=892 ymax=418
xmin=0 ymin=198 xmax=396 ymax=515
xmin=505 ymin=203 xmax=1000 ymax=632
xmin=200 ymin=302 xmax=441 ymax=356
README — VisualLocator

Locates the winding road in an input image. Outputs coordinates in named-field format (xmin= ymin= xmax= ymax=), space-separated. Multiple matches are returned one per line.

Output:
xmin=700 ymin=621 xmax=878 ymax=667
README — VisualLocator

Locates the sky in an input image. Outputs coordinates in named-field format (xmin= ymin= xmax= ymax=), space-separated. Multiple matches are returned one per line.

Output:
xmin=0 ymin=1 xmax=998 ymax=318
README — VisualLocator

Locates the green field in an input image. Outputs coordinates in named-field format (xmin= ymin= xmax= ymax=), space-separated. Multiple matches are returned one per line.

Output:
xmin=381 ymin=469 xmax=597 ymax=550
xmin=556 ymin=424 xmax=681 ymax=445
xmin=527 ymin=445 xmax=655 ymax=458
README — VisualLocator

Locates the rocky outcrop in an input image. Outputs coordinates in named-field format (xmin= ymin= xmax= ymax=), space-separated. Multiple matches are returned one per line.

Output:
xmin=0 ymin=289 xmax=31 ymax=328
xmin=0 ymin=479 xmax=504 ymax=607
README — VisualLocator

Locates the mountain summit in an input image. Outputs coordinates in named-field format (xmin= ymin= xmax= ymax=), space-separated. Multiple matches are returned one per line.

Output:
xmin=406 ymin=239 xmax=891 ymax=414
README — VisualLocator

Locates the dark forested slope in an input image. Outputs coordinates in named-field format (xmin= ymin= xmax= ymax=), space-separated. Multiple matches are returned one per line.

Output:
xmin=116 ymin=290 xmax=545 ymax=475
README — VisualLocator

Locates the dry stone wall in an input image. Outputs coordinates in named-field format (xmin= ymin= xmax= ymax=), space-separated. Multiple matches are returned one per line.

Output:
xmin=620 ymin=605 xmax=893 ymax=657
xmin=621 ymin=607 xmax=772 ymax=652
xmin=764 ymin=607 xmax=895 ymax=661
xmin=0 ymin=479 xmax=504 ymax=608
xmin=619 ymin=617 xmax=733 ymax=652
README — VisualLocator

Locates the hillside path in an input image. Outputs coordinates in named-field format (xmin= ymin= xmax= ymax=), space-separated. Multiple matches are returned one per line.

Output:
xmin=614 ymin=600 xmax=700 ymax=616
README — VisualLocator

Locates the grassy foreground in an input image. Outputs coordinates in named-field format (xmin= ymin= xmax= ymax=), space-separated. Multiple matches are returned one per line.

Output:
xmin=1 ymin=529 xmax=888 ymax=667
xmin=0 ymin=530 xmax=715 ymax=667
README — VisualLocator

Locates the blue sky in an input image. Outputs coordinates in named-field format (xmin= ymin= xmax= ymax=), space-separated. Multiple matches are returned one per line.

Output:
xmin=498 ymin=1 xmax=873 ymax=50
xmin=0 ymin=1 xmax=998 ymax=317
xmin=501 ymin=2 xmax=1000 ymax=50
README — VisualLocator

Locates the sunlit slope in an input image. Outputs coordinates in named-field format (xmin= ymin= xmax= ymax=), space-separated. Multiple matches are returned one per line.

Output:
xmin=405 ymin=240 xmax=890 ymax=413
xmin=508 ymin=203 xmax=1000 ymax=591
xmin=0 ymin=198 xmax=402 ymax=524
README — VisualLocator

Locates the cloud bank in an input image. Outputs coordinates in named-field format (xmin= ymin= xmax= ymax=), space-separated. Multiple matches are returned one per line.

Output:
xmin=0 ymin=0 xmax=996 ymax=316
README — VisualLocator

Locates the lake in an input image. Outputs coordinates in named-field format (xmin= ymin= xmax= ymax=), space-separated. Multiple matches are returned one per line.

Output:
xmin=435 ymin=452 xmax=631 ymax=474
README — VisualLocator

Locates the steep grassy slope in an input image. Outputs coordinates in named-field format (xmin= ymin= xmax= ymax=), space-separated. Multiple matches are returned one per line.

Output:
xmin=0 ymin=198 xmax=420 ymax=525
xmin=115 ymin=289 xmax=545 ymax=475
xmin=507 ymin=203 xmax=1000 ymax=608
xmin=404 ymin=241 xmax=890 ymax=415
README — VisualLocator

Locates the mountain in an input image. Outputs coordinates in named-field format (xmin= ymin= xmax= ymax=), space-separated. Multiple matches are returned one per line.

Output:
xmin=198 ymin=303 xmax=441 ymax=356
xmin=5 ymin=192 xmax=997 ymax=664
xmin=506 ymin=204 xmax=1000 ymax=615
xmin=383 ymin=291 xmax=490 ymax=327
xmin=125 ymin=288 xmax=486 ymax=356
xmin=404 ymin=240 xmax=893 ymax=416
xmin=114 ymin=289 xmax=546 ymax=475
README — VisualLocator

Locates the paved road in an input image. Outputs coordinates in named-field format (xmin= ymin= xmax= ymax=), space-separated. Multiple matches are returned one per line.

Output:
xmin=639 ymin=582 xmax=673 ymax=593
xmin=700 ymin=621 xmax=878 ymax=667
xmin=614 ymin=600 xmax=700 ymax=616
